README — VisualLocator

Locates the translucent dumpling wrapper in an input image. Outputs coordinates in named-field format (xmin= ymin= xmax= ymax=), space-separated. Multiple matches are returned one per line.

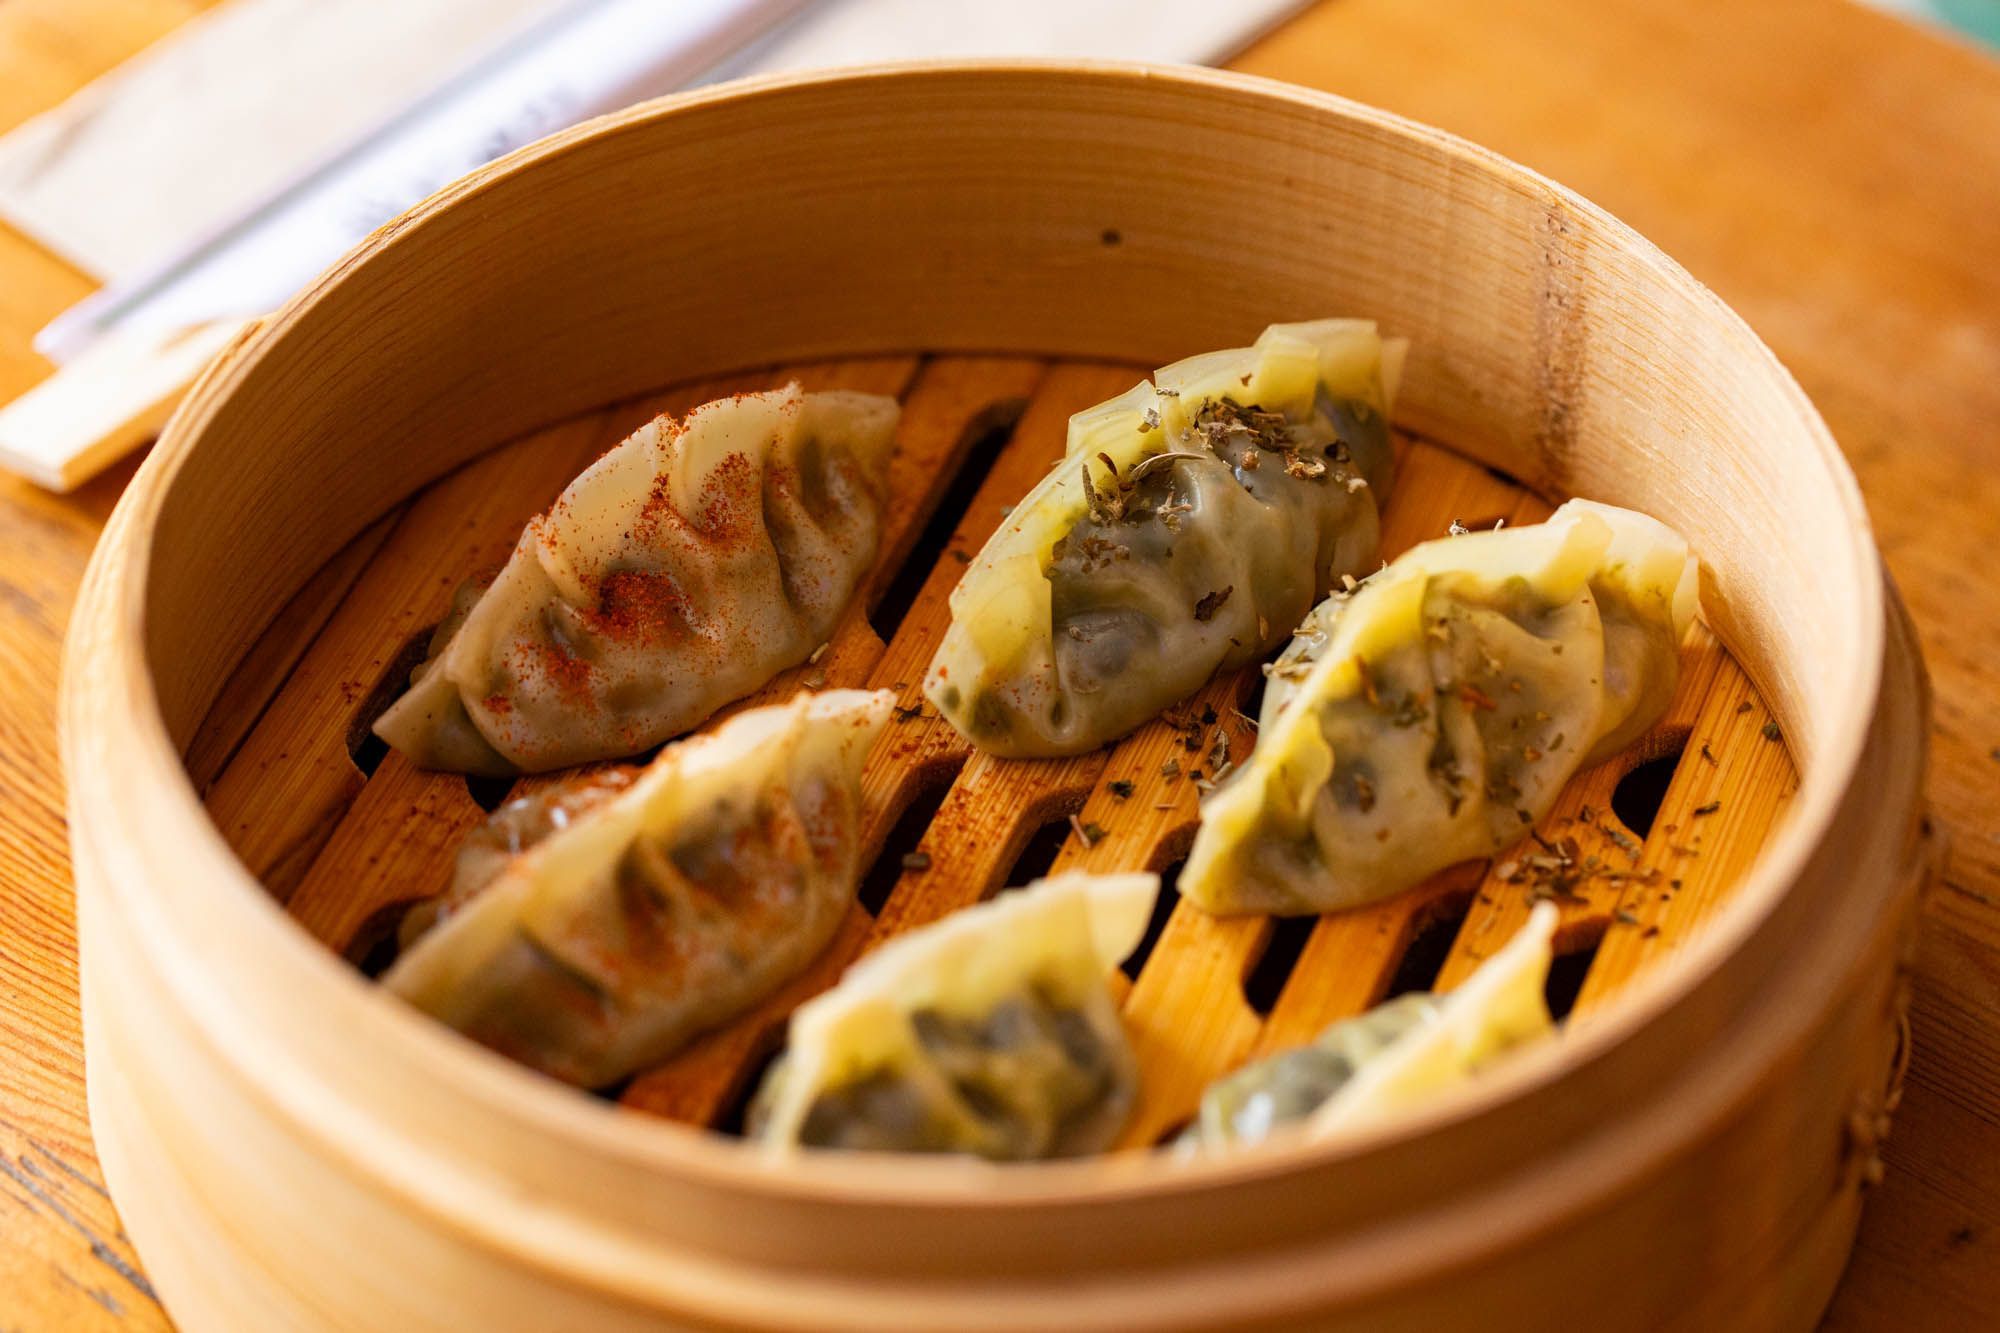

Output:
xmin=749 ymin=871 xmax=1158 ymax=1161
xmin=383 ymin=689 xmax=893 ymax=1087
xmin=1184 ymin=499 xmax=1698 ymax=916
xmin=925 ymin=319 xmax=1404 ymax=757
xmin=1180 ymin=902 xmax=1558 ymax=1151
xmin=374 ymin=383 xmax=900 ymax=774
xmin=394 ymin=763 xmax=640 ymax=952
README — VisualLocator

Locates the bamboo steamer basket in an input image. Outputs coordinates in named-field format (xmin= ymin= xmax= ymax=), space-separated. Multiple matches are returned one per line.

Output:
xmin=60 ymin=63 xmax=1933 ymax=1331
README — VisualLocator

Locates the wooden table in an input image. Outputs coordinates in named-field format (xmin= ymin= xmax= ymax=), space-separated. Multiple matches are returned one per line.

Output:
xmin=0 ymin=0 xmax=1993 ymax=1327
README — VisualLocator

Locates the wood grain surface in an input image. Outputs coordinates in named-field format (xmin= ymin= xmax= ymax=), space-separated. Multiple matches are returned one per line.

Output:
xmin=0 ymin=0 xmax=1994 ymax=1329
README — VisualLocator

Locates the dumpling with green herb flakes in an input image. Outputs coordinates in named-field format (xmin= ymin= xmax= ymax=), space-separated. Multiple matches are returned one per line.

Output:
xmin=1182 ymin=500 xmax=1697 ymax=916
xmin=383 ymin=690 xmax=892 ymax=1087
xmin=1180 ymin=903 xmax=1557 ymax=1151
xmin=925 ymin=319 xmax=1403 ymax=757
xmin=749 ymin=871 xmax=1156 ymax=1160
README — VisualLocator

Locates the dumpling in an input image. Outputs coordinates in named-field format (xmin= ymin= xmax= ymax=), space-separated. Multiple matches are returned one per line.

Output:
xmin=1180 ymin=902 xmax=1557 ymax=1151
xmin=1183 ymin=500 xmax=1697 ymax=916
xmin=382 ymin=689 xmax=893 ymax=1087
xmin=748 ymin=871 xmax=1157 ymax=1160
xmin=925 ymin=320 xmax=1403 ymax=757
xmin=374 ymin=383 xmax=900 ymax=774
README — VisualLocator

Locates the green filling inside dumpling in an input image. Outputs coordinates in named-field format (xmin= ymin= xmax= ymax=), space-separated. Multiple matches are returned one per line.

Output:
xmin=1180 ymin=902 xmax=1560 ymax=1152
xmin=925 ymin=320 xmax=1404 ymax=760
xmin=1183 ymin=500 xmax=1697 ymax=916
xmin=1181 ymin=994 xmax=1435 ymax=1149
xmin=758 ymin=987 xmax=1129 ymax=1161
xmin=1035 ymin=392 xmax=1387 ymax=750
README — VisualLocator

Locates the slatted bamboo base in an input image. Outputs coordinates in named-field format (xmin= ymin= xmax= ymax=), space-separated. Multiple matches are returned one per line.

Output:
xmin=190 ymin=354 xmax=1797 ymax=1148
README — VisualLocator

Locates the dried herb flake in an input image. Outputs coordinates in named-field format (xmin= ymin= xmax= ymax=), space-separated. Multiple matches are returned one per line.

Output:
xmin=1069 ymin=814 xmax=1106 ymax=847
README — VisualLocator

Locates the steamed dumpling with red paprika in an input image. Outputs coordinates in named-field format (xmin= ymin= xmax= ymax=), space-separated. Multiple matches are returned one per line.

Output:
xmin=384 ymin=690 xmax=893 ymax=1086
xmin=374 ymin=383 xmax=899 ymax=774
